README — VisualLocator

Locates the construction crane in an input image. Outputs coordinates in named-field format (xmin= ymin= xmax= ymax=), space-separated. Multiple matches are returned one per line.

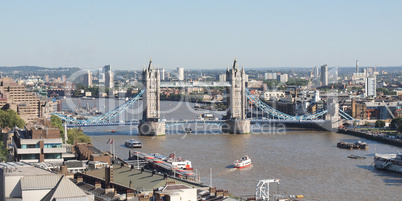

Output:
xmin=256 ymin=179 xmax=280 ymax=201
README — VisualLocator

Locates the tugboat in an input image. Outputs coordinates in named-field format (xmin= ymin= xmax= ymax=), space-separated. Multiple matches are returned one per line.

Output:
xmin=234 ymin=155 xmax=252 ymax=168
xmin=125 ymin=139 xmax=143 ymax=148
xmin=337 ymin=141 xmax=368 ymax=150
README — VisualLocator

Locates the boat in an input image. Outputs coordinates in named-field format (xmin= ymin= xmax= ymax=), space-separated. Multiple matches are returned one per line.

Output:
xmin=125 ymin=139 xmax=143 ymax=148
xmin=337 ymin=141 xmax=368 ymax=150
xmin=374 ymin=153 xmax=402 ymax=173
xmin=185 ymin=128 xmax=192 ymax=134
xmin=166 ymin=153 xmax=193 ymax=170
xmin=348 ymin=154 xmax=366 ymax=159
xmin=234 ymin=155 xmax=252 ymax=168
xmin=111 ymin=130 xmax=115 ymax=133
xmin=150 ymin=153 xmax=167 ymax=160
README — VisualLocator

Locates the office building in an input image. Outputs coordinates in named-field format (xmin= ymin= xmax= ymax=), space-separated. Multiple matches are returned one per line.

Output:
xmin=98 ymin=72 xmax=105 ymax=83
xmin=0 ymin=77 xmax=41 ymax=122
xmin=314 ymin=66 xmax=319 ymax=78
xmin=103 ymin=65 xmax=114 ymax=90
xmin=177 ymin=67 xmax=184 ymax=81
xmin=83 ymin=70 xmax=92 ymax=87
xmin=365 ymin=75 xmax=376 ymax=97
xmin=321 ymin=64 xmax=328 ymax=86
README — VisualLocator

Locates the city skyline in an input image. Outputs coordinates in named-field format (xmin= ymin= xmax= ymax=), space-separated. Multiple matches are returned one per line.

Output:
xmin=1 ymin=1 xmax=402 ymax=70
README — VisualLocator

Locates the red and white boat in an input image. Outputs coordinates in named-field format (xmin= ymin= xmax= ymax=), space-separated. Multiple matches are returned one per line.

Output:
xmin=166 ymin=153 xmax=193 ymax=170
xmin=234 ymin=155 xmax=252 ymax=168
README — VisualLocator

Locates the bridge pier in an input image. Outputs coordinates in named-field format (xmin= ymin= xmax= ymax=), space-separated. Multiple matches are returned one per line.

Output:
xmin=138 ymin=121 xmax=166 ymax=136
xmin=222 ymin=119 xmax=250 ymax=134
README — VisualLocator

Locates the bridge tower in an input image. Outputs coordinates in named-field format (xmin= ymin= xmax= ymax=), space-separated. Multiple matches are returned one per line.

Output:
xmin=324 ymin=97 xmax=340 ymax=130
xmin=138 ymin=59 xmax=165 ymax=136
xmin=222 ymin=59 xmax=251 ymax=134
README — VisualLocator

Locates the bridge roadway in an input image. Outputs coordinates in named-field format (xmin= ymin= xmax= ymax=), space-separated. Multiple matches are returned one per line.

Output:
xmin=66 ymin=119 xmax=327 ymax=128
xmin=160 ymin=81 xmax=231 ymax=88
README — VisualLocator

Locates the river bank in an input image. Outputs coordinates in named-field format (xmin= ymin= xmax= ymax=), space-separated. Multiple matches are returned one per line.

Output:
xmin=338 ymin=128 xmax=402 ymax=148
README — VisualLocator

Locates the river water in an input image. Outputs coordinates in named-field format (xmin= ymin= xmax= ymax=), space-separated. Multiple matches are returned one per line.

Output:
xmin=63 ymin=98 xmax=402 ymax=200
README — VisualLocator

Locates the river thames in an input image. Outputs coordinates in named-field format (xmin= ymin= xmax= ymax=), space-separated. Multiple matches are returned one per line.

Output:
xmin=64 ymin=98 xmax=402 ymax=200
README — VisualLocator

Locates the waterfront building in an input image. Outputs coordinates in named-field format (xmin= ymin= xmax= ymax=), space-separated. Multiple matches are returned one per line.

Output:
xmin=103 ymin=65 xmax=114 ymax=90
xmin=177 ymin=67 xmax=184 ymax=81
xmin=12 ymin=125 xmax=66 ymax=164
xmin=83 ymin=70 xmax=92 ymax=87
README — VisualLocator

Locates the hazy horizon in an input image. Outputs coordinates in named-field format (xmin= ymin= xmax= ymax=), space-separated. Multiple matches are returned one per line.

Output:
xmin=1 ymin=1 xmax=401 ymax=69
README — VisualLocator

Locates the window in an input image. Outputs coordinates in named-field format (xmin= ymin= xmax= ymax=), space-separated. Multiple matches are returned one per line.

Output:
xmin=20 ymin=154 xmax=39 ymax=160
xmin=44 ymin=143 xmax=62 ymax=148
xmin=45 ymin=153 xmax=62 ymax=159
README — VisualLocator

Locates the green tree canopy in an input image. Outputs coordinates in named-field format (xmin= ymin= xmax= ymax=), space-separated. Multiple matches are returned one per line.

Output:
xmin=375 ymin=120 xmax=386 ymax=128
xmin=390 ymin=117 xmax=402 ymax=132
xmin=0 ymin=109 xmax=26 ymax=129
xmin=51 ymin=115 xmax=65 ymax=143
xmin=67 ymin=128 xmax=92 ymax=145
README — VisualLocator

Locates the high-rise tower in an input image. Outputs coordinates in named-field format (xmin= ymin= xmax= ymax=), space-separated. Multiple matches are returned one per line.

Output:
xmin=356 ymin=60 xmax=359 ymax=73
xmin=321 ymin=64 xmax=328 ymax=86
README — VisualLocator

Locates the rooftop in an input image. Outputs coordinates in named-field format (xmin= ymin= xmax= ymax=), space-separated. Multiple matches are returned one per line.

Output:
xmin=85 ymin=166 xmax=204 ymax=191
xmin=0 ymin=162 xmax=55 ymax=176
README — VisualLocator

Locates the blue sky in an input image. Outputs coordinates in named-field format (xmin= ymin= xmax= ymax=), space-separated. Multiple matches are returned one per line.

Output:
xmin=1 ymin=1 xmax=401 ymax=70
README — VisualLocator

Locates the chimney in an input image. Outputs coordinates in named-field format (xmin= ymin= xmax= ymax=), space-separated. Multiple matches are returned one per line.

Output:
xmin=95 ymin=181 xmax=101 ymax=189
xmin=105 ymin=185 xmax=114 ymax=194
xmin=105 ymin=166 xmax=114 ymax=186
xmin=60 ymin=165 xmax=67 ymax=174
xmin=126 ymin=190 xmax=135 ymax=200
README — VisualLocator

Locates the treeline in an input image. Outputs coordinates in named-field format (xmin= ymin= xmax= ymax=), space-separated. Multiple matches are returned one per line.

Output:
xmin=51 ymin=115 xmax=91 ymax=144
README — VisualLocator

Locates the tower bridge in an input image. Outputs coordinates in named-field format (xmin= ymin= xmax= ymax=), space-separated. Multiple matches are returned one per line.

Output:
xmin=53 ymin=59 xmax=353 ymax=135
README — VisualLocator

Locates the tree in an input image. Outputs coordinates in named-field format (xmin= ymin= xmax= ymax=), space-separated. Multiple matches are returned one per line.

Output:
xmin=0 ymin=109 xmax=26 ymax=129
xmin=67 ymin=128 xmax=92 ymax=145
xmin=390 ymin=117 xmax=402 ymax=132
xmin=0 ymin=140 xmax=8 ymax=162
xmin=51 ymin=115 xmax=65 ymax=143
xmin=375 ymin=120 xmax=386 ymax=128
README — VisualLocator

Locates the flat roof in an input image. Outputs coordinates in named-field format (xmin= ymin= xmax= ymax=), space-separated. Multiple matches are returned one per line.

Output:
xmin=85 ymin=166 xmax=205 ymax=191
xmin=0 ymin=162 xmax=55 ymax=176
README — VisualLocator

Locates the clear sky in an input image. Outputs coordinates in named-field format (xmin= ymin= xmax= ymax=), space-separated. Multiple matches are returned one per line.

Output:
xmin=1 ymin=1 xmax=401 ymax=70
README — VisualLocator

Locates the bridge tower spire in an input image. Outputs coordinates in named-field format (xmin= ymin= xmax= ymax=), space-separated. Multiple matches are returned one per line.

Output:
xmin=222 ymin=59 xmax=250 ymax=134
xmin=139 ymin=59 xmax=165 ymax=136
